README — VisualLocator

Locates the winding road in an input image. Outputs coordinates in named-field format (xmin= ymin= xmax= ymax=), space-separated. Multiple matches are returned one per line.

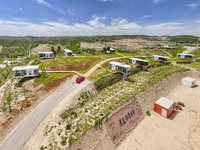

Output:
xmin=0 ymin=76 xmax=91 ymax=150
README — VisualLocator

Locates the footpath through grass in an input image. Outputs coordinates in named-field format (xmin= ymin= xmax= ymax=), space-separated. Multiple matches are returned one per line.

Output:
xmin=42 ymin=65 xmax=189 ymax=149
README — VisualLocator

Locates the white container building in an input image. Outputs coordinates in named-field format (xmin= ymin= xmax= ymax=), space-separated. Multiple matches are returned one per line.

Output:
xmin=64 ymin=49 xmax=73 ymax=57
xmin=12 ymin=65 xmax=39 ymax=78
xmin=177 ymin=53 xmax=194 ymax=60
xmin=152 ymin=55 xmax=169 ymax=62
xmin=38 ymin=52 xmax=54 ymax=59
xmin=181 ymin=77 xmax=196 ymax=87
xmin=109 ymin=62 xmax=131 ymax=74
xmin=129 ymin=58 xmax=148 ymax=66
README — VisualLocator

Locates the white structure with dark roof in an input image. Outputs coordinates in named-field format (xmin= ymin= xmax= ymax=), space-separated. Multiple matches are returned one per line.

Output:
xmin=12 ymin=65 xmax=39 ymax=78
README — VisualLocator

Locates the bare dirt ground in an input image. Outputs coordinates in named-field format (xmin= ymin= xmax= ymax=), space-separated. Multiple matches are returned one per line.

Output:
xmin=81 ymin=38 xmax=170 ymax=51
xmin=117 ymin=80 xmax=200 ymax=150
xmin=0 ymin=74 xmax=73 ymax=143
xmin=32 ymin=44 xmax=64 ymax=54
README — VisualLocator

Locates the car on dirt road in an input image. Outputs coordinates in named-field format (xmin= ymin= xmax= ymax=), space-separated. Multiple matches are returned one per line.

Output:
xmin=76 ymin=76 xmax=85 ymax=83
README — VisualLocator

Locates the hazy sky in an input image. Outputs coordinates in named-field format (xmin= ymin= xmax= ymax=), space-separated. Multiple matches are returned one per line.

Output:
xmin=0 ymin=0 xmax=200 ymax=36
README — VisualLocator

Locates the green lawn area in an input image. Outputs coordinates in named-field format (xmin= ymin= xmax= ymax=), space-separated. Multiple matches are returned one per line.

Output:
xmin=168 ymin=57 xmax=191 ymax=62
xmin=160 ymin=47 xmax=186 ymax=57
xmin=138 ymin=49 xmax=168 ymax=56
xmin=78 ymin=58 xmax=103 ymax=74
xmin=89 ymin=68 xmax=111 ymax=80
xmin=39 ymin=57 xmax=97 ymax=70
xmin=34 ymin=73 xmax=71 ymax=84
xmin=42 ymin=65 xmax=189 ymax=149
xmin=117 ymin=52 xmax=144 ymax=57
xmin=99 ymin=53 xmax=122 ymax=59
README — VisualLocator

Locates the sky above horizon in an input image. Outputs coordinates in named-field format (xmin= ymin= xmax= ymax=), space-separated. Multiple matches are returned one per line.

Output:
xmin=1 ymin=0 xmax=200 ymax=36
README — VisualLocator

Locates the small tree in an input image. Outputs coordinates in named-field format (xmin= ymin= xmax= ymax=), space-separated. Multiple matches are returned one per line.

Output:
xmin=51 ymin=46 xmax=56 ymax=56
xmin=57 ymin=46 xmax=61 ymax=54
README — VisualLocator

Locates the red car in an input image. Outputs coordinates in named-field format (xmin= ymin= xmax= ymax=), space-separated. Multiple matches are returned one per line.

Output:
xmin=76 ymin=76 xmax=85 ymax=83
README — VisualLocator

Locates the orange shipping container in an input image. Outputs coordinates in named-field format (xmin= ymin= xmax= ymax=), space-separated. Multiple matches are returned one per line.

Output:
xmin=154 ymin=97 xmax=174 ymax=118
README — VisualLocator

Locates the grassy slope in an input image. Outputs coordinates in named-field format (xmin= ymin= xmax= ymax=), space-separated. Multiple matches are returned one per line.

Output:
xmin=34 ymin=73 xmax=71 ymax=84
xmin=39 ymin=57 xmax=97 ymax=70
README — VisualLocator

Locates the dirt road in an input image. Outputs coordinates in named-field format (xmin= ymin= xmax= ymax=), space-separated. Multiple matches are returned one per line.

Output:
xmin=0 ymin=75 xmax=91 ymax=150
xmin=182 ymin=47 xmax=198 ymax=54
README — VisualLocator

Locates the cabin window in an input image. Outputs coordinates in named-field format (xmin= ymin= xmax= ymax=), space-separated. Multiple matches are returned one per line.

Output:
xmin=34 ymin=69 xmax=39 ymax=75
xmin=28 ymin=71 xmax=32 ymax=75
xmin=16 ymin=70 xmax=26 ymax=76
xmin=39 ymin=53 xmax=45 ymax=57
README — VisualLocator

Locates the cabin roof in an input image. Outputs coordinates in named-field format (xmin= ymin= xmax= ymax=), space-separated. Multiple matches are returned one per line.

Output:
xmin=109 ymin=61 xmax=131 ymax=68
xmin=155 ymin=97 xmax=174 ymax=109
xmin=177 ymin=53 xmax=194 ymax=56
xmin=38 ymin=52 xmax=53 ymax=54
xmin=152 ymin=55 xmax=169 ymax=59
xmin=129 ymin=58 xmax=148 ymax=62
xmin=12 ymin=65 xmax=39 ymax=71
xmin=64 ymin=49 xmax=72 ymax=53
xmin=109 ymin=61 xmax=122 ymax=65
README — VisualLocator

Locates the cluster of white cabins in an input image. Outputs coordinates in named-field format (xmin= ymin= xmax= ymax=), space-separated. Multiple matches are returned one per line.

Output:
xmin=11 ymin=49 xmax=194 ymax=78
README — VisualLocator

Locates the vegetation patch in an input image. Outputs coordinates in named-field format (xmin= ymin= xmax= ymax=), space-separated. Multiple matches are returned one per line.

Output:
xmin=192 ymin=48 xmax=200 ymax=58
xmin=34 ymin=73 xmax=71 ymax=84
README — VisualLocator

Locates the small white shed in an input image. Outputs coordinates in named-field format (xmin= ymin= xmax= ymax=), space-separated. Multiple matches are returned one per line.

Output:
xmin=38 ymin=52 xmax=54 ymax=59
xmin=182 ymin=77 xmax=196 ymax=87
xmin=64 ymin=49 xmax=73 ymax=57
xmin=12 ymin=65 xmax=39 ymax=78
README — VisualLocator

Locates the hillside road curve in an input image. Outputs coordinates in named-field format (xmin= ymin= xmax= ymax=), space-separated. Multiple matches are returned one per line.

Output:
xmin=0 ymin=75 xmax=91 ymax=150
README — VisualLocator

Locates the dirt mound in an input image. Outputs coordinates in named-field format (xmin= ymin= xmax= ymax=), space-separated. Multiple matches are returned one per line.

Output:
xmin=46 ymin=59 xmax=98 ymax=71
xmin=81 ymin=38 xmax=169 ymax=51
xmin=32 ymin=44 xmax=64 ymax=54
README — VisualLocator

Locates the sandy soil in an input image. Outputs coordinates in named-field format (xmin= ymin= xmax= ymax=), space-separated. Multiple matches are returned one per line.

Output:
xmin=81 ymin=38 xmax=170 ymax=51
xmin=117 ymin=81 xmax=200 ymax=150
